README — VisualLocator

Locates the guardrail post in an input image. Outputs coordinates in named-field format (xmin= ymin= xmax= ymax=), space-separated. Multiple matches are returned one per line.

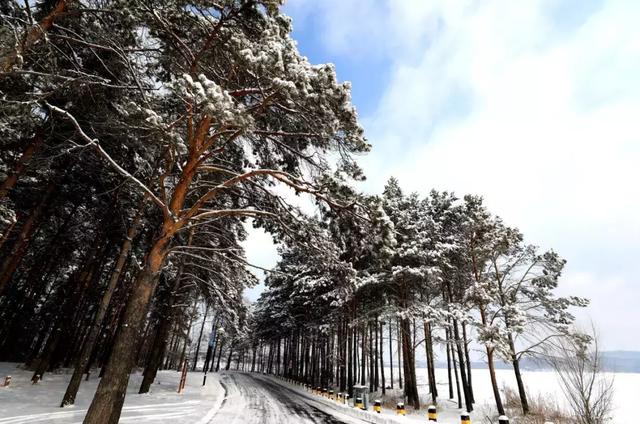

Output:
xmin=428 ymin=405 xmax=437 ymax=421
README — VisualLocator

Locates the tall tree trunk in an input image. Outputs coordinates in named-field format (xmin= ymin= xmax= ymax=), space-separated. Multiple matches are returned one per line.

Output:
xmin=508 ymin=334 xmax=529 ymax=414
xmin=453 ymin=319 xmax=473 ymax=412
xmin=424 ymin=320 xmax=437 ymax=402
xmin=446 ymin=328 xmax=454 ymax=399
xmin=1 ymin=0 xmax=70 ymax=72
xmin=192 ymin=304 xmax=209 ymax=371
xmin=479 ymin=306 xmax=503 ymax=414
xmin=0 ymin=131 xmax=44 ymax=198
xmin=452 ymin=339 xmax=462 ymax=409
xmin=368 ymin=322 xmax=374 ymax=392
xmin=83 ymin=225 xmax=173 ymax=424
xmin=214 ymin=339 xmax=225 ymax=371
xmin=379 ymin=321 xmax=385 ymax=395
xmin=396 ymin=318 xmax=403 ymax=389
xmin=487 ymin=347 xmax=505 ymax=415
xmin=400 ymin=318 xmax=419 ymax=409
xmin=224 ymin=345 xmax=233 ymax=371
xmin=388 ymin=321 xmax=393 ymax=389
xmin=139 ymin=228 xmax=193 ymax=393
xmin=0 ymin=180 xmax=56 ymax=295
xmin=462 ymin=322 xmax=475 ymax=403
xmin=61 ymin=203 xmax=143 ymax=406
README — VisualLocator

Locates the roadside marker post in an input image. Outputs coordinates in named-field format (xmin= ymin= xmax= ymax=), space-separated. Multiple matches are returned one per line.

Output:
xmin=329 ymin=390 xmax=334 ymax=400
xmin=498 ymin=416 xmax=509 ymax=424
xmin=396 ymin=402 xmax=406 ymax=416
xmin=374 ymin=399 xmax=382 ymax=413
xmin=461 ymin=413 xmax=471 ymax=424
xmin=428 ymin=405 xmax=437 ymax=421
xmin=355 ymin=397 xmax=364 ymax=410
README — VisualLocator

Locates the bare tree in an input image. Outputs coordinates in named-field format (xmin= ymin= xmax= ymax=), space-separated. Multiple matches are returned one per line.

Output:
xmin=547 ymin=328 xmax=614 ymax=424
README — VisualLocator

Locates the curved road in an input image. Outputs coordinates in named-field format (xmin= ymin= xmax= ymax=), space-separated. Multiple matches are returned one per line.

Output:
xmin=209 ymin=373 xmax=375 ymax=424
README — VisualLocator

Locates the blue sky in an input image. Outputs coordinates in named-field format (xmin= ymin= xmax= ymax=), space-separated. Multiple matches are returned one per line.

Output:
xmin=245 ymin=0 xmax=640 ymax=351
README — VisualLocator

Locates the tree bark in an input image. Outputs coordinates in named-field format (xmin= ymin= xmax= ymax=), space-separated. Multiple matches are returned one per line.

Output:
xmin=61 ymin=203 xmax=143 ymax=406
xmin=0 ymin=131 xmax=44 ymax=198
xmin=400 ymin=318 xmax=419 ymax=409
xmin=379 ymin=321 xmax=385 ymax=394
xmin=509 ymin=335 xmax=529 ymax=414
xmin=0 ymin=180 xmax=56 ymax=295
xmin=1 ymin=1 xmax=70 ymax=72
xmin=192 ymin=304 xmax=208 ymax=371
xmin=83 ymin=226 xmax=173 ymax=424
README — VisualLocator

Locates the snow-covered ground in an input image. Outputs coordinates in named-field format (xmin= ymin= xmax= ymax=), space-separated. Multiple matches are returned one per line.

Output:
xmin=1 ymin=362 xmax=638 ymax=423
xmin=0 ymin=362 xmax=223 ymax=423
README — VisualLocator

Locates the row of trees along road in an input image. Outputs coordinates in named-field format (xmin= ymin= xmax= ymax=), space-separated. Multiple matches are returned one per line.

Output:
xmin=253 ymin=179 xmax=590 ymax=415
xmin=0 ymin=0 xmax=589 ymax=422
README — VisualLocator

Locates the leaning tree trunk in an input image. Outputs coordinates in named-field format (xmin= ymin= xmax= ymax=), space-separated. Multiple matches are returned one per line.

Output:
xmin=0 ymin=131 xmax=44 ymax=198
xmin=61 ymin=205 xmax=143 ymax=406
xmin=479 ymin=306 xmax=504 ymax=415
xmin=0 ymin=180 xmax=56 ymax=295
xmin=508 ymin=334 xmax=529 ymax=414
xmin=82 ymin=228 xmax=173 ymax=424
xmin=1 ymin=0 xmax=70 ymax=72
xmin=487 ymin=347 xmax=505 ymax=415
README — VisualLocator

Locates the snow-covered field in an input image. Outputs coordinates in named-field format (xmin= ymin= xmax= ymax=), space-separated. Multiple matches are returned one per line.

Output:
xmin=409 ymin=367 xmax=638 ymax=423
xmin=0 ymin=362 xmax=223 ymax=423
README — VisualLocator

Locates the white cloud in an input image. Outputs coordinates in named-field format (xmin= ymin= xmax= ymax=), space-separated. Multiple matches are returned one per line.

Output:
xmin=351 ymin=0 xmax=640 ymax=349
xmin=281 ymin=0 xmax=640 ymax=349
xmin=245 ymin=0 xmax=640 ymax=348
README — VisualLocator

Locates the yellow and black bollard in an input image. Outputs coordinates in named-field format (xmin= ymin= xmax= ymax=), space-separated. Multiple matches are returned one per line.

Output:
xmin=428 ymin=405 xmax=437 ymax=421
xmin=461 ymin=412 xmax=471 ymax=424
xmin=329 ymin=390 xmax=334 ymax=400
xmin=498 ymin=416 xmax=509 ymax=424
xmin=374 ymin=400 xmax=382 ymax=413
xmin=322 ymin=388 xmax=328 ymax=397
xmin=396 ymin=402 xmax=406 ymax=416
xmin=355 ymin=397 xmax=364 ymax=410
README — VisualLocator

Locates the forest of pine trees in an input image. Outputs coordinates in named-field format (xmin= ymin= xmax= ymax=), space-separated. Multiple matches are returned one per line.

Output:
xmin=0 ymin=0 xmax=589 ymax=422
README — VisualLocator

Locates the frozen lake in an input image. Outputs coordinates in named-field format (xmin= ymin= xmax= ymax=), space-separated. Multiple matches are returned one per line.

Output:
xmin=408 ymin=367 xmax=639 ymax=422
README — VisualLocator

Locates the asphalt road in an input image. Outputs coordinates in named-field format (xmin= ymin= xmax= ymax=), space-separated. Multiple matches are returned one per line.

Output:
xmin=209 ymin=373 xmax=373 ymax=424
